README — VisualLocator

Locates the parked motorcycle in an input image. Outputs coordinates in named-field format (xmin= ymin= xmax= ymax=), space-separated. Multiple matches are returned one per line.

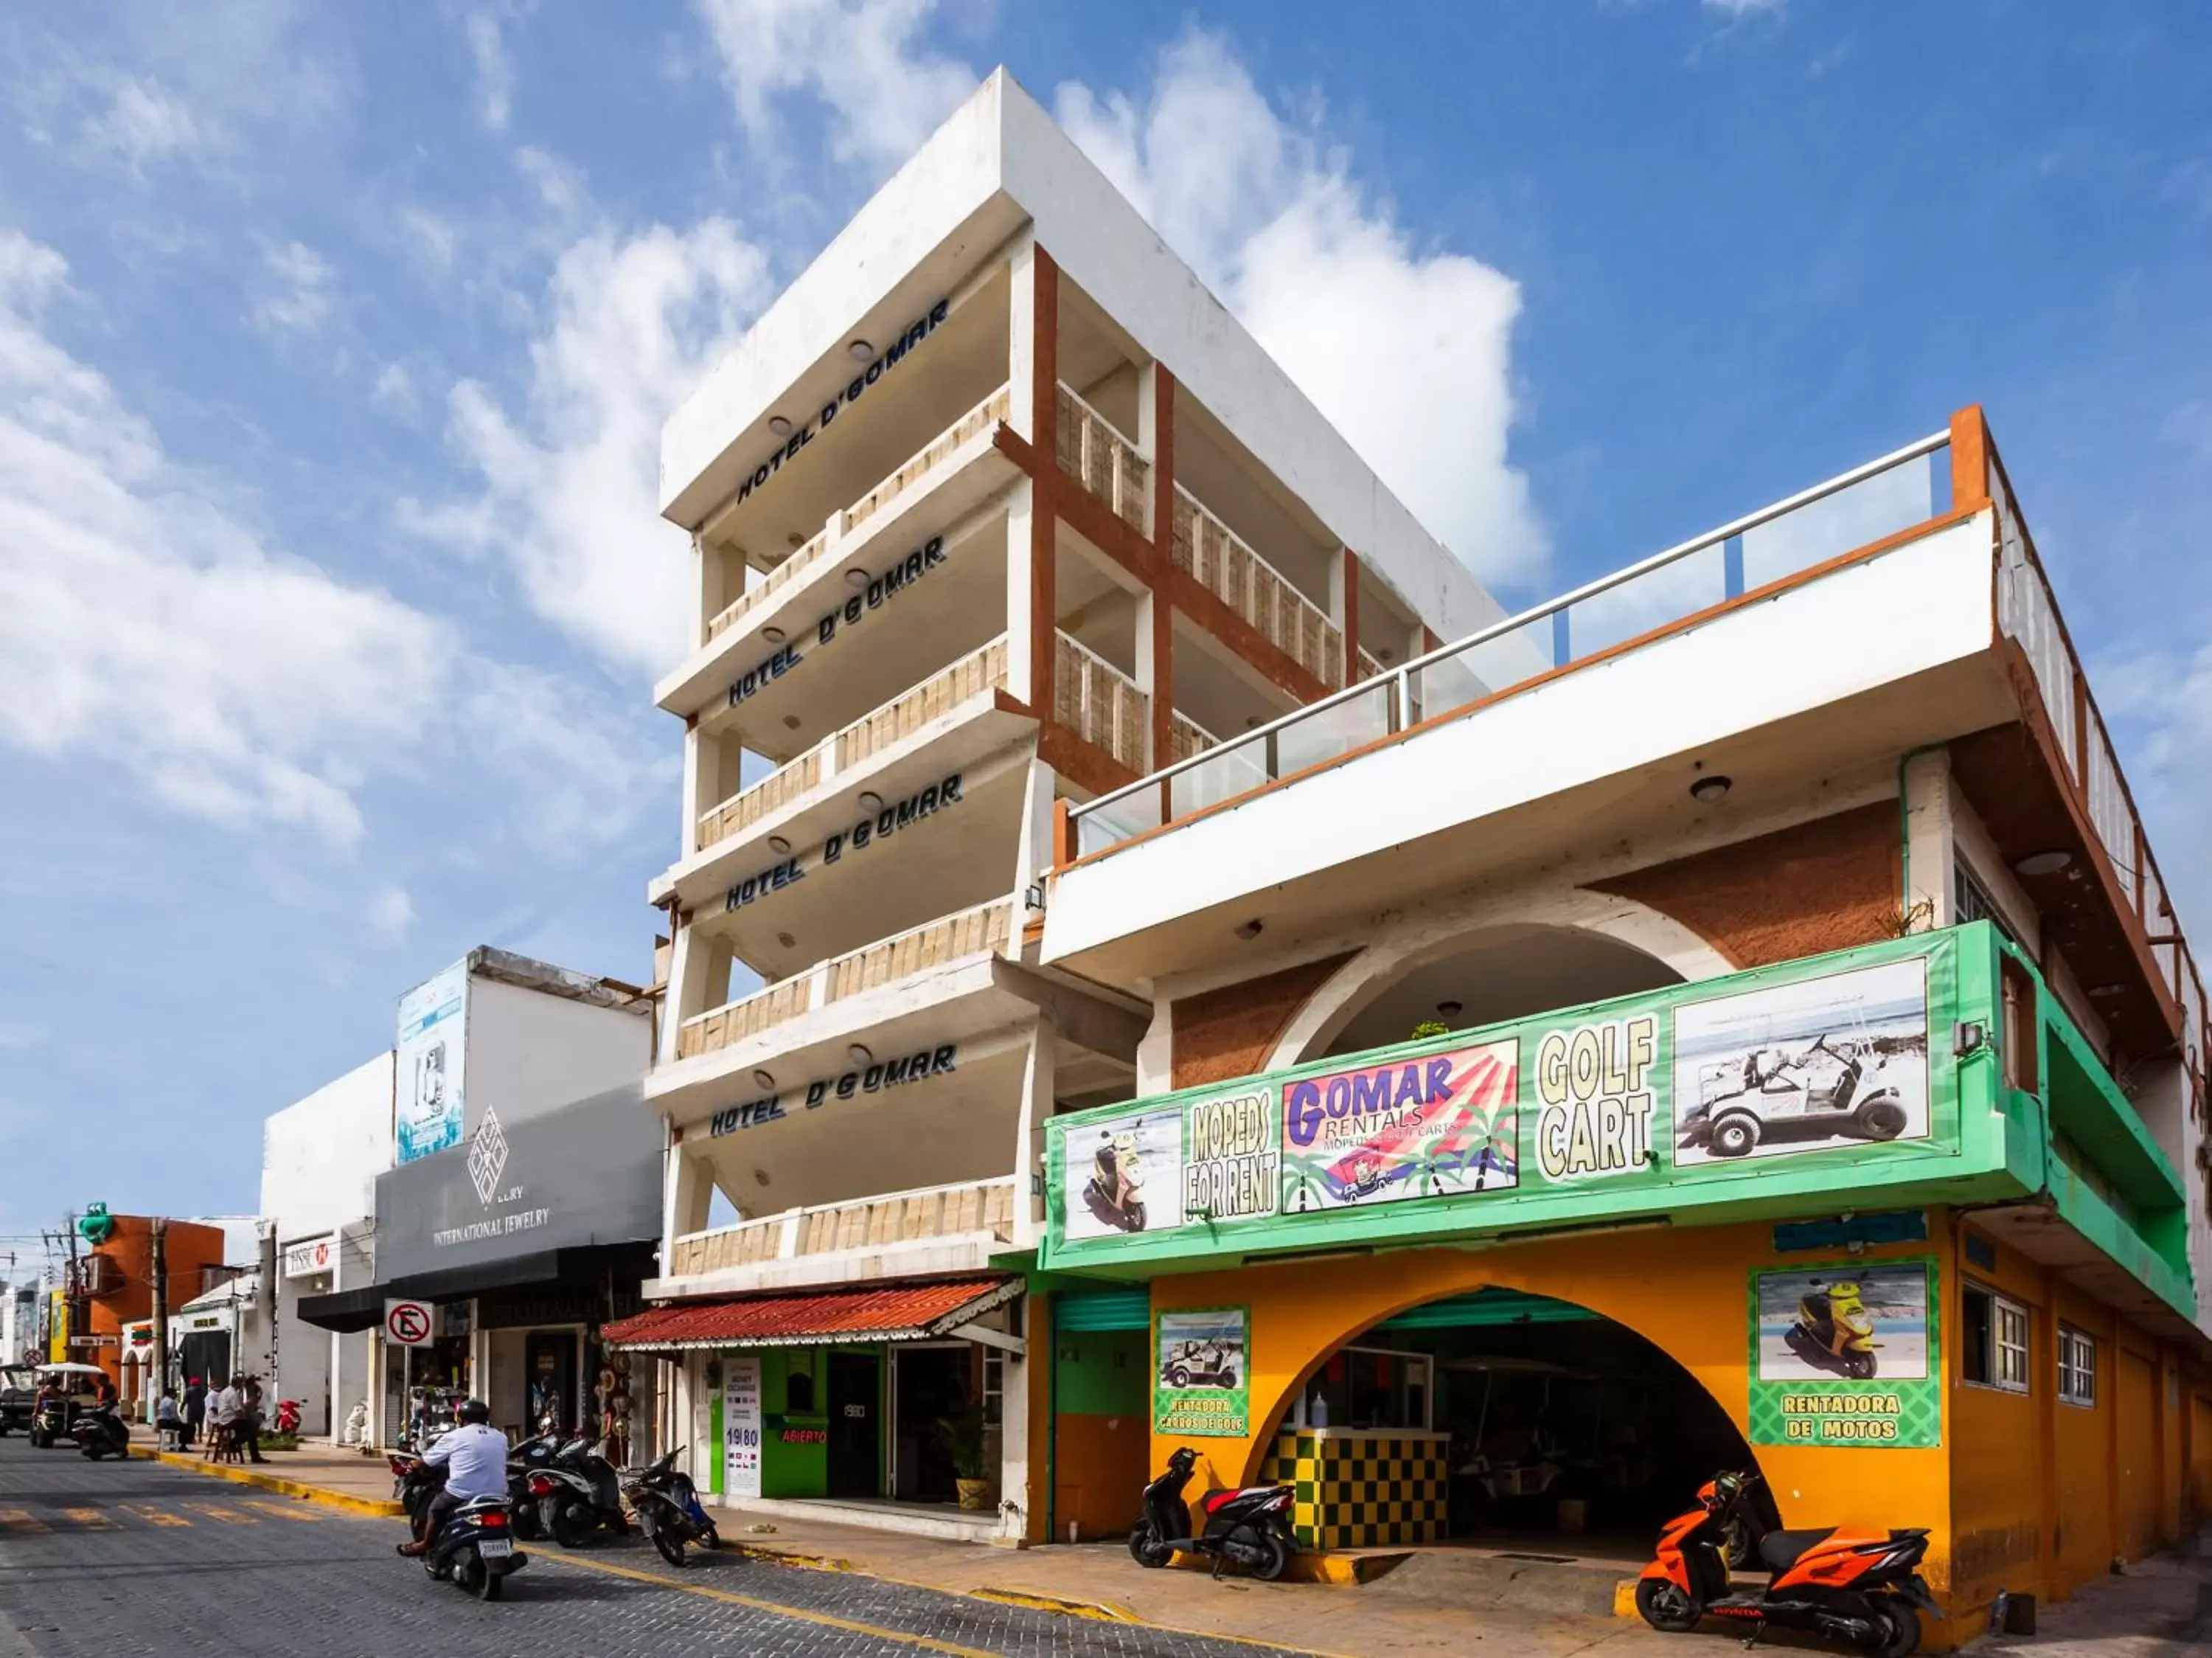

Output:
xmin=1129 ymin=1446 xmax=1297 ymax=1581
xmin=623 ymin=1446 xmax=719 ymax=1567
xmin=501 ymin=1429 xmax=566 ymax=1541
xmin=274 ymin=1398 xmax=302 ymax=1435
xmin=70 ymin=1403 xmax=130 ymax=1461
xmin=527 ymin=1435 xmax=627 ymax=1547
xmin=1634 ymin=1469 xmax=1933 ymax=1656
xmin=1786 ymin=1280 xmax=1882 ymax=1380
xmin=417 ymin=1491 xmax=528 ymax=1602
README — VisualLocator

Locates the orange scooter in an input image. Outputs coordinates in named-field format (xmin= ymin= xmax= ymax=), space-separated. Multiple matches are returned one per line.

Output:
xmin=1635 ymin=1470 xmax=1934 ymax=1656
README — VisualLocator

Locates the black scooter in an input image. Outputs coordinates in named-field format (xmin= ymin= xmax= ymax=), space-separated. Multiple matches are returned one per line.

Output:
xmin=422 ymin=1492 xmax=528 ymax=1602
xmin=1130 ymin=1446 xmax=1298 ymax=1581
xmin=70 ymin=1404 xmax=130 ymax=1460
xmin=527 ymin=1435 xmax=627 ymax=1547
xmin=28 ymin=1397 xmax=69 ymax=1449
xmin=502 ymin=1429 xmax=565 ymax=1541
xmin=623 ymin=1446 xmax=719 ymax=1567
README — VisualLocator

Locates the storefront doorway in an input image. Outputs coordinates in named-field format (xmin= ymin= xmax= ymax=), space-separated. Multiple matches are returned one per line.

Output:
xmin=1278 ymin=1288 xmax=1763 ymax=1548
xmin=525 ymin=1332 xmax=578 ymax=1433
xmin=891 ymin=1344 xmax=971 ymax=1505
xmin=827 ymin=1352 xmax=880 ymax=1498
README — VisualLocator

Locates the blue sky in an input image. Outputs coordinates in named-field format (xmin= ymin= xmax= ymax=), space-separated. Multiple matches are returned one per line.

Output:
xmin=2 ymin=0 xmax=2208 ymax=1254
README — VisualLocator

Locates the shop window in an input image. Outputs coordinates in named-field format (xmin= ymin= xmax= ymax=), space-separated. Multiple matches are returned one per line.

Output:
xmin=786 ymin=1370 xmax=815 ymax=1414
xmin=1961 ymin=1283 xmax=2030 ymax=1393
xmin=1293 ymin=1347 xmax=1433 ymax=1431
xmin=2058 ymin=1325 xmax=2097 ymax=1407
xmin=1955 ymin=860 xmax=2020 ymax=947
xmin=982 ymin=1350 xmax=1004 ymax=1428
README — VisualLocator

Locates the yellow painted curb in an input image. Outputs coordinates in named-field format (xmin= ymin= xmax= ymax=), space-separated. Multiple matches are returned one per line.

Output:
xmin=969 ymin=1586 xmax=1138 ymax=1623
xmin=1167 ymin=1547 xmax=1408 ymax=1585
xmin=717 ymin=1539 xmax=855 ymax=1572
xmin=1613 ymin=1578 xmax=1640 ymax=1617
xmin=127 ymin=1447 xmax=406 ymax=1519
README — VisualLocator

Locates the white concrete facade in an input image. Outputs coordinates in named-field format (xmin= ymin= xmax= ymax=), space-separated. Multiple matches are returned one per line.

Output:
xmin=643 ymin=70 xmax=1503 ymax=1539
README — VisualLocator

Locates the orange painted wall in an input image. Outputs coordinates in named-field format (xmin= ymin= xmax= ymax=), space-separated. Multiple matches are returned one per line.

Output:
xmin=2114 ymin=1345 xmax=2159 ymax=1560
xmin=79 ymin=1216 xmax=226 ymax=1392
xmin=2189 ymin=1390 xmax=2212 ymax=1523
xmin=2049 ymin=1285 xmax=2115 ymax=1592
xmin=1944 ymin=1235 xmax=2046 ymax=1614
xmin=1148 ymin=1218 xmax=1956 ymax=1595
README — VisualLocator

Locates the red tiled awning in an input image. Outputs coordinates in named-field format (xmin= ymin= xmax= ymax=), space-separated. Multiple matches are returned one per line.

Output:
xmin=601 ymin=1276 xmax=1020 ymax=1352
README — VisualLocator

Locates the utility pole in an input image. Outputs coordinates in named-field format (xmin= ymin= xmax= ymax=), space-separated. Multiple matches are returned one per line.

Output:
xmin=149 ymin=1219 xmax=169 ymax=1427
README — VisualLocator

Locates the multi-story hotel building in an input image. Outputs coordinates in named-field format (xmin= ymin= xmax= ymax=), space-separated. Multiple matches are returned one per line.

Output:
xmin=608 ymin=71 xmax=1498 ymax=1539
xmin=612 ymin=69 xmax=2211 ymax=1643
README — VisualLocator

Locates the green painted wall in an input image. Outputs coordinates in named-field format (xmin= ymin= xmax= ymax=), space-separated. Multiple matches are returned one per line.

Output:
xmin=1053 ymin=1328 xmax=1147 ymax=1415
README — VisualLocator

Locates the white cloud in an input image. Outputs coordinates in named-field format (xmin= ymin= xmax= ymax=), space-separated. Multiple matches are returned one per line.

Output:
xmin=81 ymin=77 xmax=205 ymax=168
xmin=0 ymin=229 xmax=446 ymax=846
xmin=372 ymin=361 xmax=417 ymax=412
xmin=368 ymin=884 xmax=415 ymax=943
xmin=690 ymin=0 xmax=973 ymax=167
xmin=0 ymin=226 xmax=667 ymax=862
xmin=419 ymin=219 xmax=771 ymax=676
xmin=1057 ymin=32 xmax=1546 ymax=589
xmin=465 ymin=9 xmax=514 ymax=132
xmin=2098 ymin=639 xmax=2212 ymax=940
xmin=1704 ymin=0 xmax=1785 ymax=14
xmin=252 ymin=238 xmax=336 ymax=333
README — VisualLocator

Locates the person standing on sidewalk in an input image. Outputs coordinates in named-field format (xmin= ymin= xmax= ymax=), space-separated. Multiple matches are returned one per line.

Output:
xmin=181 ymin=1376 xmax=206 ymax=1450
xmin=204 ymin=1377 xmax=238 ymax=1461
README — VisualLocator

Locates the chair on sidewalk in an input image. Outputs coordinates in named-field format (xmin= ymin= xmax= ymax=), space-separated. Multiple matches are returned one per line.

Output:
xmin=206 ymin=1423 xmax=243 ymax=1465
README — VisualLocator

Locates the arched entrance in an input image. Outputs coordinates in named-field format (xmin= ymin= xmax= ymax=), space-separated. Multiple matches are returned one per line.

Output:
xmin=1262 ymin=1286 xmax=1766 ymax=1551
xmin=1279 ymin=915 xmax=1711 ymax=1070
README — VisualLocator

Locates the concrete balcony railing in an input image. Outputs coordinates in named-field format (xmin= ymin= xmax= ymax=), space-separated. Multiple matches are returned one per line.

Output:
xmin=675 ymin=897 xmax=1016 ymax=1062
xmin=705 ymin=525 xmax=830 ymax=645
xmin=695 ymin=637 xmax=1010 ymax=853
xmin=1055 ymin=383 xmax=1149 ymax=533
xmin=1171 ymin=484 xmax=1345 ymax=689
xmin=665 ymin=1176 xmax=1018 ymax=1279
xmin=1055 ymin=631 xmax=1148 ymax=773
xmin=844 ymin=384 xmax=1012 ymax=538
xmin=700 ymin=383 xmax=1010 ymax=648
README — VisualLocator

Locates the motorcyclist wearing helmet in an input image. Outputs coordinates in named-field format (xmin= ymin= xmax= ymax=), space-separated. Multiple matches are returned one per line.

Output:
xmin=397 ymin=1398 xmax=507 ymax=1556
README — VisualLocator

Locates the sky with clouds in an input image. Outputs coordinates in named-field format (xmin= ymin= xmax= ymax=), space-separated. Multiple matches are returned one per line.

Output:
xmin=1 ymin=0 xmax=2208 ymax=1258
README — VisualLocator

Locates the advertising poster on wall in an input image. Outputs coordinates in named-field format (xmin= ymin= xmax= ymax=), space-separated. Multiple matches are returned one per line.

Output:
xmin=1674 ymin=958 xmax=1930 ymax=1168
xmin=1155 ymin=1306 xmax=1249 ymax=1438
xmin=1531 ymin=1011 xmax=1665 ymax=1185
xmin=1281 ymin=1039 xmax=1519 ymax=1212
xmin=1062 ymin=1106 xmax=1185 ymax=1241
xmin=395 ymin=960 xmax=469 ymax=1165
xmin=1747 ymin=1260 xmax=1938 ymax=1448
xmin=723 ymin=1355 xmax=763 ymax=1499
xmin=1182 ymin=1086 xmax=1279 ymax=1227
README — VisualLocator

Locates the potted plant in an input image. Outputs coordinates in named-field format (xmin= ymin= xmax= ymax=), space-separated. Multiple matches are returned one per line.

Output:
xmin=938 ymin=1408 xmax=990 ymax=1510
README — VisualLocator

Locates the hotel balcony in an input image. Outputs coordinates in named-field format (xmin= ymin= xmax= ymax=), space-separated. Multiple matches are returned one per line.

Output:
xmin=1044 ymin=409 xmax=2208 ymax=1098
xmin=647 ymin=1176 xmax=1019 ymax=1300
xmin=658 ymin=383 xmax=1020 ymax=727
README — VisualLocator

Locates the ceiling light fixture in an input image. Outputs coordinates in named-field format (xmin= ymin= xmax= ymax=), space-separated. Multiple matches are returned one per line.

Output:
xmin=1436 ymin=1001 xmax=1464 ymax=1020
xmin=786 ymin=532 xmax=807 ymax=549
xmin=2014 ymin=850 xmax=2073 ymax=877
xmin=1689 ymin=774 xmax=1733 ymax=804
xmin=776 ymin=932 xmax=796 ymax=948
xmin=844 ymin=566 xmax=870 ymax=589
xmin=760 ymin=625 xmax=785 ymax=645
xmin=847 ymin=339 xmax=874 ymax=362
xmin=752 ymin=1069 xmax=776 ymax=1089
xmin=1234 ymin=918 xmax=1264 ymax=940
xmin=858 ymin=791 xmax=883 ymax=815
xmin=767 ymin=835 xmax=790 ymax=856
xmin=846 ymin=1044 xmax=873 ymax=1066
xmin=2088 ymin=983 xmax=2126 ymax=999
xmin=768 ymin=415 xmax=793 ymax=437
xmin=782 ymin=714 xmax=801 ymax=730
xmin=753 ymin=1168 xmax=772 ymax=1187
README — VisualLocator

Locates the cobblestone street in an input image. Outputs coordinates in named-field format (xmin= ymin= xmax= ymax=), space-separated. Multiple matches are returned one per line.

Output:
xmin=0 ymin=1440 xmax=1325 ymax=1658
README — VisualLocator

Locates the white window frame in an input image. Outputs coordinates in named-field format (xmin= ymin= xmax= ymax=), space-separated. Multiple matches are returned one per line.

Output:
xmin=2057 ymin=1325 xmax=2096 ymax=1408
xmin=1962 ymin=1281 xmax=2032 ymax=1395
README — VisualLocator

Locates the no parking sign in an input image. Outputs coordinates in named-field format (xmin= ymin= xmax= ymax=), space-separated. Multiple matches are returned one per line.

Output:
xmin=383 ymin=1299 xmax=434 ymax=1347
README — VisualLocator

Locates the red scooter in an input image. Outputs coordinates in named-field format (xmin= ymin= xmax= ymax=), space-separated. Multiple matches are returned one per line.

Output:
xmin=1635 ymin=1470 xmax=1934 ymax=1657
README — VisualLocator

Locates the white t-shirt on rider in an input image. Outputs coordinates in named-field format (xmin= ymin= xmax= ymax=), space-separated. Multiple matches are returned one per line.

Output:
xmin=424 ymin=1422 xmax=509 ymax=1501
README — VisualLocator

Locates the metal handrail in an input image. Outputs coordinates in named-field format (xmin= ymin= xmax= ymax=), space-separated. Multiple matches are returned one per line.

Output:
xmin=1069 ymin=426 xmax=1952 ymax=825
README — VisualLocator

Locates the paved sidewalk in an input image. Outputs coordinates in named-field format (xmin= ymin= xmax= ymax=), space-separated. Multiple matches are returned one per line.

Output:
xmin=124 ymin=1427 xmax=404 ymax=1516
xmin=1970 ymin=1533 xmax=2212 ymax=1655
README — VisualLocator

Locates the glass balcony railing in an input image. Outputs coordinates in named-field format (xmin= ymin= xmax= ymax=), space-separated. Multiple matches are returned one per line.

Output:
xmin=1071 ymin=428 xmax=1955 ymax=860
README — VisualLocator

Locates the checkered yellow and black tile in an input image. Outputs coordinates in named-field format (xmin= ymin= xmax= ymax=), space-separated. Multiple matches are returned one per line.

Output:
xmin=1262 ymin=1430 xmax=1448 ymax=1550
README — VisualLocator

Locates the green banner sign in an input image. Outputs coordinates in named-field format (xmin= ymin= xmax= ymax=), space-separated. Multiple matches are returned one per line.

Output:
xmin=1745 ymin=1258 xmax=1941 ymax=1449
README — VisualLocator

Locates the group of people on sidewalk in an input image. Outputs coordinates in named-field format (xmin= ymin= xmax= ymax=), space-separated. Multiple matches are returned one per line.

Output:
xmin=153 ymin=1374 xmax=268 ymax=1463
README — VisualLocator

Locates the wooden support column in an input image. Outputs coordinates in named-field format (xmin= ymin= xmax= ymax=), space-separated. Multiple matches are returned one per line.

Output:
xmin=1340 ymin=548 xmax=1362 ymax=685
xmin=1029 ymin=249 xmax=1060 ymax=714
xmin=1950 ymin=403 xmax=1992 ymax=513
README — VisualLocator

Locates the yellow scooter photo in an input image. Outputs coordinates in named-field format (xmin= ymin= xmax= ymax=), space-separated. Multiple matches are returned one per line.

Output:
xmin=1784 ymin=1280 xmax=1881 ymax=1380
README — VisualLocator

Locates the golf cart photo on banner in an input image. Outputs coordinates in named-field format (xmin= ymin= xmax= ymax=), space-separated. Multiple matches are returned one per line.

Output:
xmin=1674 ymin=957 xmax=1930 ymax=1166
xmin=1155 ymin=1307 xmax=1249 ymax=1438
